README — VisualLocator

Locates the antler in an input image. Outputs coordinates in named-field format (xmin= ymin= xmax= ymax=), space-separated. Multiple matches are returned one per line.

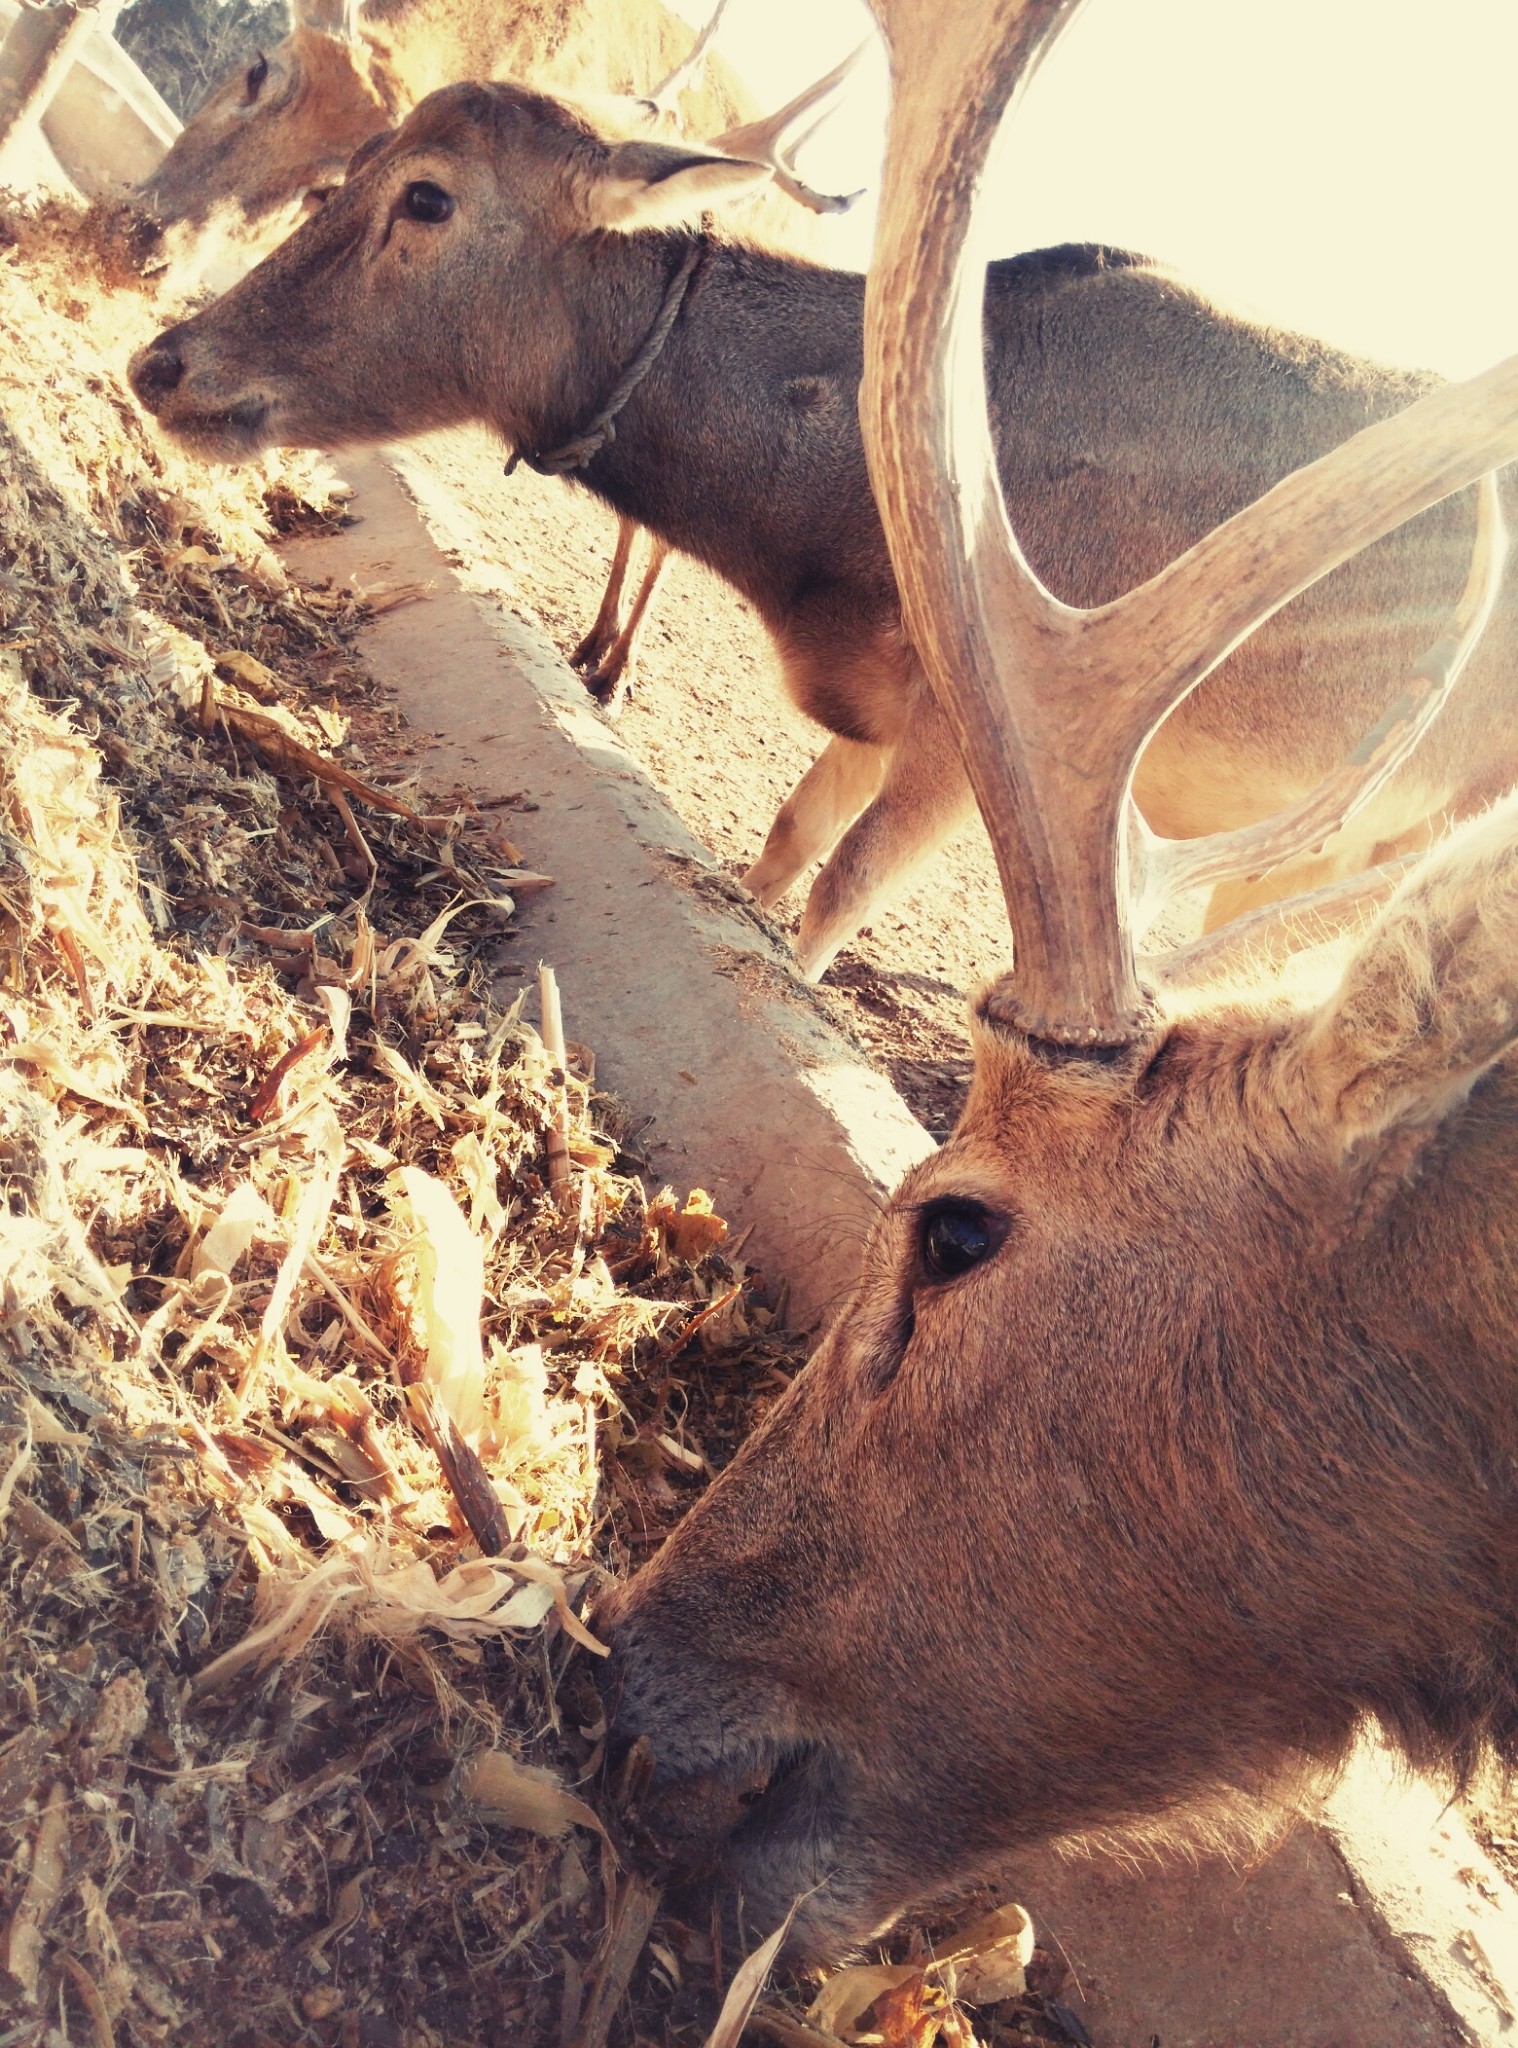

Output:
xmin=860 ymin=0 xmax=1518 ymax=1045
xmin=712 ymin=44 xmax=870 ymax=216
xmin=643 ymin=0 xmax=737 ymax=118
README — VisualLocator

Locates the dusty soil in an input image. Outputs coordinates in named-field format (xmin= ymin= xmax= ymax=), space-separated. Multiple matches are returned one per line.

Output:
xmin=392 ymin=427 xmax=1019 ymax=1139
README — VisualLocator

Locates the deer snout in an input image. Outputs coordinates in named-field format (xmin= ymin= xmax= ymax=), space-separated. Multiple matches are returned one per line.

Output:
xmin=128 ymin=331 xmax=186 ymax=411
xmin=125 ymin=322 xmax=275 ymax=461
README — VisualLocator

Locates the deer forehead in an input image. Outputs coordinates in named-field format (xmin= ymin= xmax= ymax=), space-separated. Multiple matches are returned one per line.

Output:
xmin=393 ymin=79 xmax=600 ymax=166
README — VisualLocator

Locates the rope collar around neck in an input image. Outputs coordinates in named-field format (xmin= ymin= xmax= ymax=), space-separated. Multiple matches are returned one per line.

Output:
xmin=505 ymin=234 xmax=708 ymax=480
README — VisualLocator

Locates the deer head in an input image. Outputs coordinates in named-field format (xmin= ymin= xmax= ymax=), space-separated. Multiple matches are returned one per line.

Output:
xmin=125 ymin=76 xmax=851 ymax=462
xmin=593 ymin=0 xmax=1518 ymax=1959
xmin=136 ymin=4 xmax=382 ymax=252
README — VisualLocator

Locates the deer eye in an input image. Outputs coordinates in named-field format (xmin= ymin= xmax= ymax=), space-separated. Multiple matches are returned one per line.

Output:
xmin=919 ymin=1199 xmax=1000 ymax=1283
xmin=245 ymin=53 xmax=268 ymax=102
xmin=403 ymin=180 xmax=454 ymax=224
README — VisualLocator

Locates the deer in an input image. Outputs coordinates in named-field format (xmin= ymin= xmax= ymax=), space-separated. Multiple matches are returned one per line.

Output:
xmin=125 ymin=68 xmax=1518 ymax=989
xmin=131 ymin=0 xmax=863 ymax=706
xmin=580 ymin=0 xmax=1518 ymax=1972
xmin=133 ymin=0 xmax=755 ymax=257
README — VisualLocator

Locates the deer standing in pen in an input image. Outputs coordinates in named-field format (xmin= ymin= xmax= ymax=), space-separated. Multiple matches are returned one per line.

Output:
xmin=127 ymin=64 xmax=1518 ymax=984
xmin=132 ymin=0 xmax=864 ymax=704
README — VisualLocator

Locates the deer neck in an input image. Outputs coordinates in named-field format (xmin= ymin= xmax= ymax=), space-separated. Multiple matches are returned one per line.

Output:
xmin=500 ymin=235 xmax=861 ymax=617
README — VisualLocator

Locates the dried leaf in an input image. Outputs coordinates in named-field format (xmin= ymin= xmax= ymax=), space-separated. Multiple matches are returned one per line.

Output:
xmin=938 ymin=1901 xmax=1034 ymax=2006
xmin=461 ymin=1750 xmax=611 ymax=1844
xmin=234 ymin=1153 xmax=341 ymax=1414
xmin=809 ymin=1964 xmax=921 ymax=2038
xmin=451 ymin=1129 xmax=507 ymax=1239
xmin=191 ymin=1538 xmax=584 ymax=1693
xmin=502 ymin=1553 xmax=609 ymax=1655
xmin=314 ymin=983 xmax=352 ymax=1061
xmin=654 ymin=1186 xmax=728 ymax=1264
xmin=388 ymin=1166 xmax=488 ymax=1440
xmin=220 ymin=699 xmax=423 ymax=820
xmin=214 ymin=647 xmax=280 ymax=697
xmin=247 ymin=1025 xmax=329 ymax=1123
xmin=0 ymin=1426 xmax=34 ymax=1531
xmin=808 ymin=1902 xmax=1034 ymax=2044
xmin=705 ymin=1902 xmax=801 ymax=2048
xmin=4 ymin=1780 xmax=69 ymax=1998
xmin=872 ymin=1979 xmax=976 ymax=2048
xmin=372 ymin=1043 xmax=448 ymax=1129
xmin=192 ymin=1181 xmax=276 ymax=1281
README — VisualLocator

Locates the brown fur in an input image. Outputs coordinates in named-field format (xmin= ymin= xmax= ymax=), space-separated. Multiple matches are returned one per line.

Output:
xmin=128 ymin=81 xmax=1518 ymax=982
xmin=597 ymin=795 xmax=1518 ymax=1955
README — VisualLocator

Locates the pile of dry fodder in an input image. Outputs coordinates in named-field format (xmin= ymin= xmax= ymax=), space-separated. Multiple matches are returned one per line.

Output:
xmin=0 ymin=202 xmax=1081 ymax=2048
xmin=0 ymin=199 xmax=816 ymax=2048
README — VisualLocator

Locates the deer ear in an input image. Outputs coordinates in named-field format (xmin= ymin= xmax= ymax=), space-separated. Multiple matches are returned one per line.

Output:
xmin=581 ymin=139 xmax=770 ymax=231
xmin=1299 ymin=800 xmax=1518 ymax=1155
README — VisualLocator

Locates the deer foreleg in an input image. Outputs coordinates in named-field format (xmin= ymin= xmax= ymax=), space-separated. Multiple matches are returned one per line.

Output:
xmin=572 ymin=516 xmax=638 ymax=682
xmin=792 ymin=694 xmax=974 ymax=981
xmin=743 ymin=735 xmax=887 ymax=910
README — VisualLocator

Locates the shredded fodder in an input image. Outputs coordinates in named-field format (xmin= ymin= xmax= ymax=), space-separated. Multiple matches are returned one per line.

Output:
xmin=0 ymin=195 xmax=809 ymax=2048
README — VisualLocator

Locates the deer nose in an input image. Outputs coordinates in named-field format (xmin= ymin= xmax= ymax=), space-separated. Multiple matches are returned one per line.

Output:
xmin=129 ymin=336 xmax=185 ymax=409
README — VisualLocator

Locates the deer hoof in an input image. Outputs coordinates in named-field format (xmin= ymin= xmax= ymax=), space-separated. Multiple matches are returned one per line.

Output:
xmin=583 ymin=662 xmax=633 ymax=716
xmin=569 ymin=629 xmax=613 ymax=672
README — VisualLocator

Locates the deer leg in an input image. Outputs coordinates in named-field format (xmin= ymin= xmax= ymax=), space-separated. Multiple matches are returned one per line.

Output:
xmin=571 ymin=516 xmax=637 ymax=684
xmin=580 ymin=538 xmax=671 ymax=715
xmin=743 ymin=734 xmax=887 ymax=910
xmin=792 ymin=694 xmax=974 ymax=982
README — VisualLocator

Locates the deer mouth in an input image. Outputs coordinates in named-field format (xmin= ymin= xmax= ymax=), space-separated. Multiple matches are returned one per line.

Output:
xmin=161 ymin=396 xmax=274 ymax=462
xmin=620 ymin=1737 xmax=857 ymax=1953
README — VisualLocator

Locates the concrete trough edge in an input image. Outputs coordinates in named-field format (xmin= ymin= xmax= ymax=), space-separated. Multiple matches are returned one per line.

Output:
xmin=279 ymin=448 xmax=1518 ymax=2048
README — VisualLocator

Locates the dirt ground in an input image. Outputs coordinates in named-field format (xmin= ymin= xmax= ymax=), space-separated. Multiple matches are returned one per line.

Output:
xmin=390 ymin=427 xmax=1017 ymax=1140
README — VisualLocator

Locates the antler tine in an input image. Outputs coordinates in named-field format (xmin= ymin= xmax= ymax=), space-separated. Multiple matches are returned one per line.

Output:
xmin=712 ymin=44 xmax=872 ymax=215
xmin=644 ymin=0 xmax=737 ymax=117
xmin=1154 ymin=858 xmax=1418 ymax=991
xmin=861 ymin=0 xmax=1518 ymax=1046
xmin=1131 ymin=471 xmax=1506 ymax=936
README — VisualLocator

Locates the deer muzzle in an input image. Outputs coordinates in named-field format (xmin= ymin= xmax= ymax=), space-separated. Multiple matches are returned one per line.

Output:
xmin=596 ymin=1588 xmax=868 ymax=1955
xmin=128 ymin=321 xmax=277 ymax=462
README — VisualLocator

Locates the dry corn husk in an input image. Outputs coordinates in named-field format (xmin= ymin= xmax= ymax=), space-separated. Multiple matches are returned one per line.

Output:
xmin=387 ymin=1165 xmax=488 ymax=1439
xmin=806 ymin=1902 xmax=1035 ymax=2045
xmin=0 ymin=189 xmax=798 ymax=2045
xmin=461 ymin=1749 xmax=611 ymax=1844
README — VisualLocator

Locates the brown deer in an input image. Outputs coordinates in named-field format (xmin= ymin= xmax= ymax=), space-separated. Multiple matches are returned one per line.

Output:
xmin=132 ymin=0 xmax=860 ymax=705
xmin=585 ymin=0 xmax=1518 ymax=1969
xmin=126 ymin=72 xmax=1518 ymax=988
